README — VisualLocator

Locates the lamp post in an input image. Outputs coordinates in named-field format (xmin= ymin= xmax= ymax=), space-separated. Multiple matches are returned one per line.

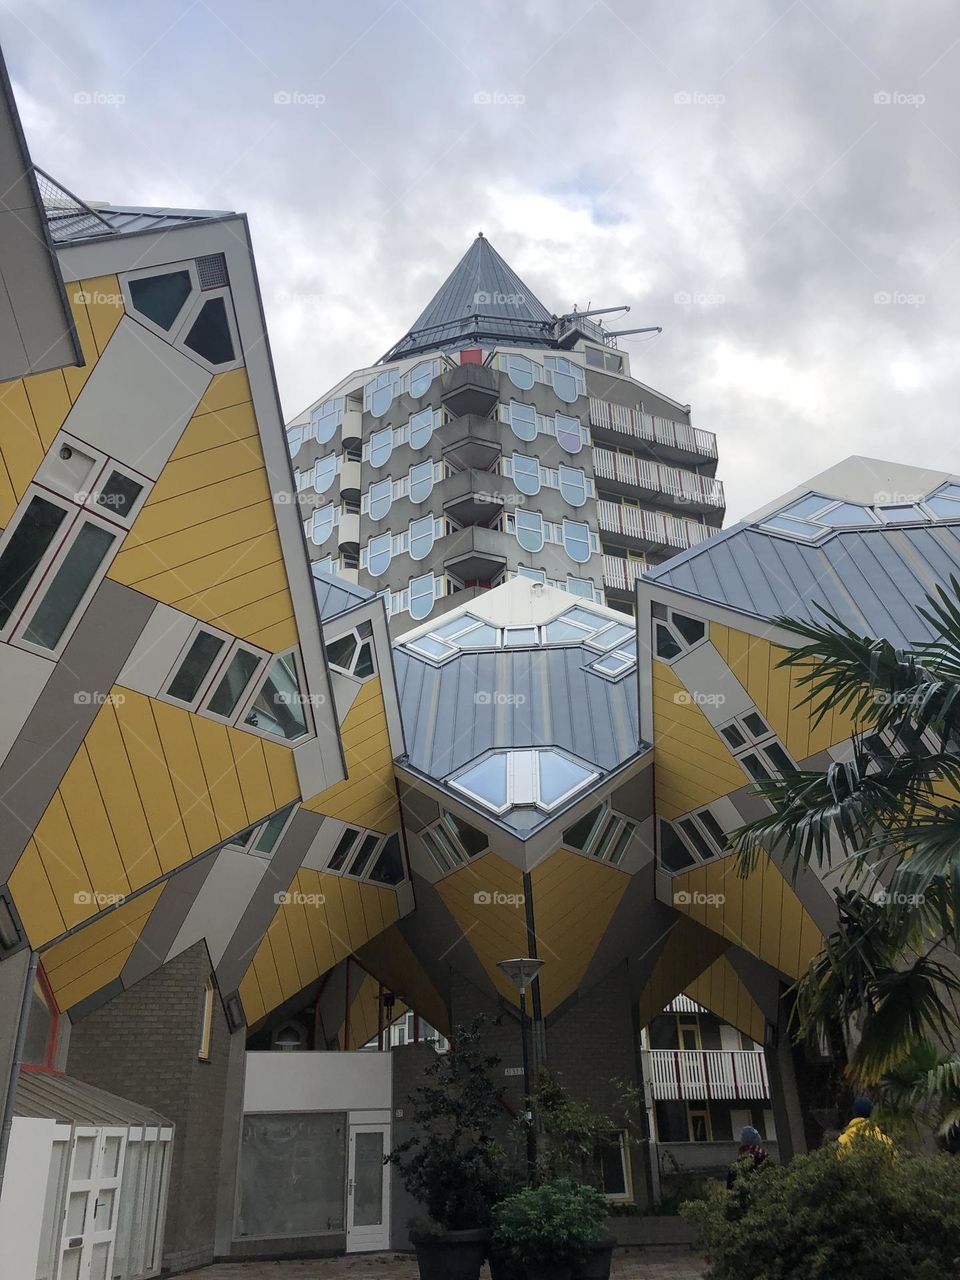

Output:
xmin=497 ymin=957 xmax=543 ymax=1183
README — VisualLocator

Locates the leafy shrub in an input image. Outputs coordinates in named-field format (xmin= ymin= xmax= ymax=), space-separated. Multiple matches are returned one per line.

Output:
xmin=491 ymin=1179 xmax=608 ymax=1273
xmin=387 ymin=1019 xmax=517 ymax=1232
xmin=683 ymin=1141 xmax=960 ymax=1279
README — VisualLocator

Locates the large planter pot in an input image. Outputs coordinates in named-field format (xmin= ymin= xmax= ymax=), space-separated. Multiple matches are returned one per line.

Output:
xmin=410 ymin=1228 xmax=488 ymax=1280
xmin=573 ymin=1236 xmax=616 ymax=1280
xmin=489 ymin=1260 xmax=572 ymax=1280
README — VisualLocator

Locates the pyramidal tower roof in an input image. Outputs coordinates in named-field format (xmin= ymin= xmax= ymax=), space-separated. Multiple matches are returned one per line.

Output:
xmin=381 ymin=234 xmax=557 ymax=362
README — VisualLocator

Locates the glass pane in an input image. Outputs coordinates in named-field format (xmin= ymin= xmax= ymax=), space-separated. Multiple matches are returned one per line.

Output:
xmin=562 ymin=520 xmax=591 ymax=563
xmin=184 ymin=296 xmax=235 ymax=364
xmin=513 ymin=454 xmax=540 ymax=495
xmin=238 ymin=1112 xmax=346 ymax=1237
xmin=555 ymin=416 xmax=583 ymax=451
xmin=655 ymin=624 xmax=682 ymax=660
xmin=368 ymin=834 xmax=405 ymax=885
xmin=926 ymin=495 xmax=960 ymax=519
xmin=327 ymin=632 xmax=358 ymax=671
xmin=354 ymin=642 xmax=375 ymax=678
xmin=168 ymin=630 xmax=226 ymax=702
xmin=558 ymin=465 xmax=586 ymax=505
xmin=65 ymin=1189 xmax=88 ymax=1235
xmin=659 ymin=820 xmax=696 ymax=872
xmin=409 ymin=515 xmax=435 ymax=561
xmin=741 ymin=752 xmax=771 ymax=782
xmin=443 ymin=810 xmax=487 ymax=857
xmin=721 ymin=723 xmax=746 ymax=748
xmin=504 ymin=626 xmax=538 ymax=647
xmin=455 ymin=754 xmax=509 ymax=810
xmin=697 ymin=809 xmax=726 ymax=847
xmin=409 ymin=409 xmax=435 ymax=449
xmin=878 ymin=504 xmax=926 ymax=523
xmin=347 ymin=834 xmax=379 ymax=878
xmin=129 ymin=270 xmax=192 ymax=329
xmin=88 ymin=1242 xmax=109 ymax=1280
xmin=0 ymin=496 xmax=68 ymax=630
xmin=100 ymin=1136 xmax=123 ymax=1179
xmin=368 ymin=480 xmax=393 ymax=521
xmin=409 ymin=462 xmax=435 ymax=504
xmin=822 ymin=502 xmax=872 ymax=526
xmin=515 ymin=511 xmax=543 ymax=553
xmin=679 ymin=818 xmax=715 ymax=862
xmin=207 ymin=648 xmax=261 ymax=717
xmin=328 ymin=828 xmax=358 ymax=872
xmin=22 ymin=523 xmax=115 ymax=649
xmin=92 ymin=1187 xmax=115 ymax=1231
xmin=599 ymin=1135 xmax=627 ymax=1196
xmin=112 ymin=1141 xmax=143 ymax=1280
xmin=353 ymin=1131 xmax=385 ymax=1226
xmin=244 ymin=654 xmax=309 ymax=740
xmin=563 ymin=805 xmax=603 ymax=851
xmin=72 ymin=1135 xmax=96 ymax=1181
xmin=254 ymin=807 xmax=293 ymax=855
xmin=457 ymin=622 xmax=498 ymax=648
xmin=367 ymin=533 xmax=392 ymax=576
xmin=672 ymin=613 xmax=705 ymax=645
xmin=95 ymin=471 xmax=143 ymax=521
xmin=782 ymin=493 xmax=830 ymax=518
xmin=369 ymin=429 xmax=393 ymax=467
xmin=507 ymin=357 xmax=534 ymax=391
xmin=743 ymin=712 xmax=768 ymax=738
xmin=509 ymin=401 xmax=537 ymax=440
xmin=36 ymin=1141 xmax=68 ymax=1280
xmin=59 ymin=1250 xmax=81 ymax=1280
xmin=545 ymin=618 xmax=590 ymax=643
xmin=592 ymin=622 xmax=634 ymax=650
xmin=762 ymin=514 xmax=825 ymax=538
xmin=539 ymin=751 xmax=592 ymax=807
xmin=409 ymin=574 xmax=434 ymax=621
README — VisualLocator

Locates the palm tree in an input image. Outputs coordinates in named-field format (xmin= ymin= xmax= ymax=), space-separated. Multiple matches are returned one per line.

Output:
xmin=729 ymin=578 xmax=960 ymax=1126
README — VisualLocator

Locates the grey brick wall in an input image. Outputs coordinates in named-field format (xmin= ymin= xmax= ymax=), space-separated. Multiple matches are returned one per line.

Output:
xmin=66 ymin=942 xmax=232 ymax=1274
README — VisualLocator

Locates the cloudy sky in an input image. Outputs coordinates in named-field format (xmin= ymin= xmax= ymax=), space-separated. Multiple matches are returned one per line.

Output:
xmin=5 ymin=1 xmax=959 ymax=520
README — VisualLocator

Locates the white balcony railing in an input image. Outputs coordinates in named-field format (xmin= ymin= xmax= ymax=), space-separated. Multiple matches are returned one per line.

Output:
xmin=601 ymin=554 xmax=646 ymax=591
xmin=589 ymin=398 xmax=718 ymax=460
xmin=592 ymin=447 xmax=724 ymax=508
xmin=644 ymin=1049 xmax=770 ymax=1101
xmin=596 ymin=500 xmax=713 ymax=551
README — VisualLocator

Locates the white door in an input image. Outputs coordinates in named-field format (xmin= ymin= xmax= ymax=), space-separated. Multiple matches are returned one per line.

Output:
xmin=346 ymin=1123 xmax=390 ymax=1253
xmin=58 ymin=1127 xmax=127 ymax=1280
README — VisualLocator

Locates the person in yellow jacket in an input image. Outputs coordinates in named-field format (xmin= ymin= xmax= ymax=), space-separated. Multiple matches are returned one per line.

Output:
xmin=838 ymin=1096 xmax=894 ymax=1153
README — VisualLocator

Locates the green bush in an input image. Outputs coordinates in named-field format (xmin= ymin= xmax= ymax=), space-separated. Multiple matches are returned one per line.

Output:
xmin=683 ymin=1142 xmax=960 ymax=1279
xmin=491 ymin=1178 xmax=608 ymax=1274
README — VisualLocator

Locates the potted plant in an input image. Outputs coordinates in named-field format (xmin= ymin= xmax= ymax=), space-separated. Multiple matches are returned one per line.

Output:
xmin=489 ymin=1179 xmax=611 ymax=1280
xmin=388 ymin=1019 xmax=516 ymax=1280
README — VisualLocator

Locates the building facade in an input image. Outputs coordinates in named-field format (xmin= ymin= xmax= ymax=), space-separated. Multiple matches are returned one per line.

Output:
xmin=285 ymin=235 xmax=724 ymax=630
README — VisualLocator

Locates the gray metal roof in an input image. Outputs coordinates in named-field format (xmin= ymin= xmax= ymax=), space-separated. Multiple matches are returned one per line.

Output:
xmin=647 ymin=519 xmax=960 ymax=648
xmin=312 ymin=566 xmax=375 ymax=621
xmin=46 ymin=202 xmax=234 ymax=244
xmin=381 ymin=235 xmax=557 ymax=362
xmin=394 ymin=644 xmax=643 ymax=825
xmin=15 ymin=1071 xmax=171 ymax=1126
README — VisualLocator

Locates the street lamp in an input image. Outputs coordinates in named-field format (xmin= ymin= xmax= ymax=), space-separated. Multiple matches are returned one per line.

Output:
xmin=497 ymin=957 xmax=544 ymax=1183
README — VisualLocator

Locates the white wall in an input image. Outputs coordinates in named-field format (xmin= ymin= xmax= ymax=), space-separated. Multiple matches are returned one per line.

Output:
xmin=0 ymin=1117 xmax=57 ymax=1279
xmin=243 ymin=1051 xmax=392 ymax=1115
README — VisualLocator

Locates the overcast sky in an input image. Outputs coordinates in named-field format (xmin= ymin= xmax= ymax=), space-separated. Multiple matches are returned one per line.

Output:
xmin=5 ymin=1 xmax=959 ymax=521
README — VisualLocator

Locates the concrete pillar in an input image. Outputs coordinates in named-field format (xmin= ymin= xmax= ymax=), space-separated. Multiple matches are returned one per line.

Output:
xmin=763 ymin=1002 xmax=808 ymax=1162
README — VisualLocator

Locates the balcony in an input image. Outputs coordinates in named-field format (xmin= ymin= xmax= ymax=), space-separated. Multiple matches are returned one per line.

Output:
xmin=593 ymin=447 xmax=724 ymax=517
xmin=589 ymin=398 xmax=717 ymax=465
xmin=601 ymin=554 xmax=646 ymax=593
xmin=596 ymin=500 xmax=713 ymax=554
xmin=644 ymin=1049 xmax=770 ymax=1102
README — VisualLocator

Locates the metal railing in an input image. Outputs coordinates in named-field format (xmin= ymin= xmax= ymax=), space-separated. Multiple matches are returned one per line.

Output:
xmin=644 ymin=1049 xmax=770 ymax=1101
xmin=589 ymin=397 xmax=718 ymax=460
xmin=596 ymin=500 xmax=713 ymax=551
xmin=593 ymin=447 xmax=724 ymax=508
xmin=33 ymin=166 xmax=114 ymax=242
xmin=601 ymin=554 xmax=646 ymax=591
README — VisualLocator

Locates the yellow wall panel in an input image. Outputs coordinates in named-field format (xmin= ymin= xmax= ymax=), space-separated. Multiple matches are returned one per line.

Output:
xmin=0 ymin=378 xmax=44 ymax=504
xmin=670 ymin=854 xmax=821 ymax=981
xmin=302 ymin=679 xmax=399 ymax=832
xmin=74 ymin=275 xmax=124 ymax=356
xmin=109 ymin=502 xmax=278 ymax=586
xmin=436 ymin=853 xmax=528 ymax=1005
xmin=653 ymin=661 xmax=747 ymax=818
xmin=193 ymin=368 xmax=253 ymax=417
xmin=61 ymin=286 xmax=100 ymax=403
xmin=683 ymin=953 xmax=766 ymax=1045
xmin=190 ymin=716 xmax=250 ymax=840
xmin=637 ymin=916 xmax=728 ymax=1029
xmin=239 ymin=966 xmax=265 ymax=1025
xmin=43 ymin=886 xmax=163 ymax=1010
xmin=56 ymin=746 xmax=131 ymax=899
xmin=355 ymin=925 xmax=451 ymax=1036
xmin=150 ymin=700 xmax=222 ymax=855
xmin=113 ymin=693 xmax=189 ymax=873
xmin=7 ymin=842 xmax=66 ymax=946
xmin=23 ymin=369 xmax=72 ymax=448
xmin=83 ymin=700 xmax=162 ymax=891
xmin=169 ymin=401 xmax=259 ymax=457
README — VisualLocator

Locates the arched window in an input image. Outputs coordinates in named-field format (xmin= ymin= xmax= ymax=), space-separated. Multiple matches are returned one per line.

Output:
xmin=368 ymin=427 xmax=393 ymax=468
xmin=367 ymin=479 xmax=393 ymax=521
xmin=310 ymin=505 xmax=337 ymax=545
xmin=558 ymin=464 xmax=587 ymax=507
xmin=506 ymin=354 xmax=535 ymax=390
xmin=508 ymin=401 xmax=537 ymax=442
xmin=515 ymin=510 xmax=544 ymax=553
xmin=408 ymin=460 xmax=435 ymax=504
xmin=311 ymin=397 xmax=343 ymax=444
xmin=512 ymin=453 xmax=541 ymax=496
xmin=408 ymin=361 xmax=435 ymax=398
xmin=555 ymin=415 xmax=583 ymax=453
xmin=409 ymin=573 xmax=435 ymax=620
xmin=367 ymin=533 xmax=392 ymax=576
xmin=367 ymin=369 xmax=398 ymax=417
xmin=545 ymin=356 xmax=584 ymax=403
xmin=409 ymin=408 xmax=435 ymax=450
xmin=562 ymin=518 xmax=592 ymax=563
xmin=409 ymin=515 xmax=436 ymax=561
xmin=313 ymin=454 xmax=338 ymax=493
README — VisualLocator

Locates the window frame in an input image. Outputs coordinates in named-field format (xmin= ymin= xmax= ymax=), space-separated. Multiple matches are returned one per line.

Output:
xmin=238 ymin=646 xmax=315 ymax=745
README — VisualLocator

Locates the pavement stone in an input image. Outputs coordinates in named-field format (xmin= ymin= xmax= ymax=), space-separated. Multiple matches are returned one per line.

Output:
xmin=175 ymin=1248 xmax=707 ymax=1280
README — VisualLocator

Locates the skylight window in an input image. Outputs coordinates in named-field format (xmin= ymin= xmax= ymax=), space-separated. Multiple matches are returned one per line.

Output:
xmin=450 ymin=748 xmax=597 ymax=816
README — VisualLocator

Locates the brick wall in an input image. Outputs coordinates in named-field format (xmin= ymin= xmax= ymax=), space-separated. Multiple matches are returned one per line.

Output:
xmin=66 ymin=942 xmax=233 ymax=1274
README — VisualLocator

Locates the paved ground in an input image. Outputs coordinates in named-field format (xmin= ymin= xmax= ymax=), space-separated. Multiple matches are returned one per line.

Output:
xmin=178 ymin=1249 xmax=707 ymax=1279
